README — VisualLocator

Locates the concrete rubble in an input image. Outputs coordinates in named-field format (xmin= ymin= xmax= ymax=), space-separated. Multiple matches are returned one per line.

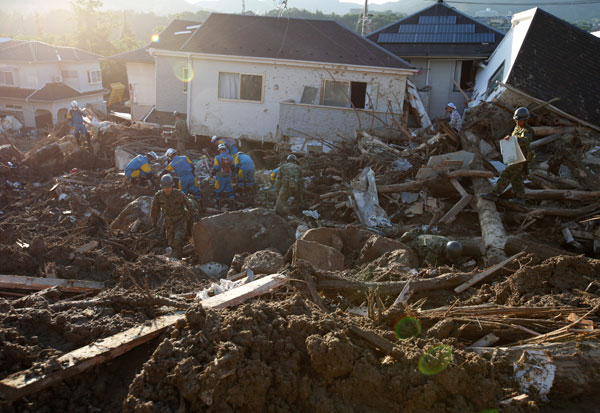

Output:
xmin=0 ymin=99 xmax=599 ymax=413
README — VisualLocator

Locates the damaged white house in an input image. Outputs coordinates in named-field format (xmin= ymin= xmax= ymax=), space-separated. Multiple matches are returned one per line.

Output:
xmin=149 ymin=13 xmax=417 ymax=142
xmin=471 ymin=7 xmax=600 ymax=130
xmin=0 ymin=40 xmax=106 ymax=129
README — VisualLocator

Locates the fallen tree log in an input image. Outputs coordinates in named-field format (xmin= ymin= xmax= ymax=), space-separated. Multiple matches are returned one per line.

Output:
xmin=377 ymin=169 xmax=493 ymax=193
xmin=315 ymin=272 xmax=471 ymax=296
xmin=0 ymin=274 xmax=287 ymax=402
xmin=0 ymin=274 xmax=104 ymax=293
xmin=454 ymin=251 xmax=525 ymax=293
xmin=461 ymin=131 xmax=508 ymax=264
xmin=458 ymin=236 xmax=575 ymax=262
xmin=500 ymin=201 xmax=600 ymax=218
xmin=531 ymin=126 xmax=588 ymax=137
xmin=469 ymin=341 xmax=600 ymax=399
xmin=523 ymin=189 xmax=600 ymax=202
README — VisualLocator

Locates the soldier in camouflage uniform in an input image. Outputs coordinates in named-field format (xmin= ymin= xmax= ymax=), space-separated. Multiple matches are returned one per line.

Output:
xmin=151 ymin=174 xmax=193 ymax=259
xmin=482 ymin=107 xmax=535 ymax=202
xmin=275 ymin=154 xmax=304 ymax=216
xmin=400 ymin=228 xmax=464 ymax=267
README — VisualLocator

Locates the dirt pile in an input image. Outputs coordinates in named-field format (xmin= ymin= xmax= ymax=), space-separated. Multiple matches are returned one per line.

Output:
xmin=123 ymin=296 xmax=513 ymax=413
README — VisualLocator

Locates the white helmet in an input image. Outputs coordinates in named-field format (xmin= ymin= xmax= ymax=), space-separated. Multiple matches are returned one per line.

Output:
xmin=71 ymin=100 xmax=78 ymax=109
xmin=165 ymin=148 xmax=176 ymax=158
xmin=218 ymin=143 xmax=227 ymax=151
xmin=447 ymin=102 xmax=456 ymax=110
xmin=211 ymin=135 xmax=218 ymax=143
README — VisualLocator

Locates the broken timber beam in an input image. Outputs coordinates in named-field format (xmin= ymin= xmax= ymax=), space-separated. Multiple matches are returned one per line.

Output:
xmin=0 ymin=274 xmax=287 ymax=402
xmin=454 ymin=251 xmax=525 ymax=293
xmin=0 ymin=274 xmax=104 ymax=293
xmin=439 ymin=178 xmax=473 ymax=224
xmin=531 ymin=126 xmax=588 ymax=137
xmin=461 ymin=131 xmax=508 ymax=264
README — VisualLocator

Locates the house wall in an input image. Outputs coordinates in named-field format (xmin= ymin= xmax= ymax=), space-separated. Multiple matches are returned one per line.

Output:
xmin=187 ymin=57 xmax=408 ymax=142
xmin=471 ymin=9 xmax=535 ymax=104
xmin=404 ymin=58 xmax=472 ymax=118
xmin=126 ymin=62 xmax=156 ymax=121
xmin=59 ymin=61 xmax=104 ymax=92
xmin=155 ymin=56 xmax=188 ymax=114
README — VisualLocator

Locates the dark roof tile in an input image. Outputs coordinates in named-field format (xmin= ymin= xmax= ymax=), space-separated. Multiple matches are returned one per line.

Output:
xmin=151 ymin=19 xmax=202 ymax=51
xmin=106 ymin=46 xmax=154 ymax=63
xmin=0 ymin=86 xmax=36 ymax=99
xmin=178 ymin=13 xmax=412 ymax=69
xmin=506 ymin=8 xmax=600 ymax=127
xmin=27 ymin=82 xmax=104 ymax=102
xmin=0 ymin=41 xmax=102 ymax=62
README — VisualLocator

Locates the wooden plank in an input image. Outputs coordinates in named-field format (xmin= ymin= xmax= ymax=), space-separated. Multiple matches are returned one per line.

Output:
xmin=226 ymin=269 xmax=253 ymax=282
xmin=440 ymin=178 xmax=472 ymax=224
xmin=0 ymin=274 xmax=286 ymax=402
xmin=0 ymin=274 xmax=104 ymax=293
xmin=454 ymin=252 xmax=525 ymax=293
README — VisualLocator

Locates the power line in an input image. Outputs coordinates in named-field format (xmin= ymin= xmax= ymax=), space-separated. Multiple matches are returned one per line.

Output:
xmin=441 ymin=0 xmax=600 ymax=4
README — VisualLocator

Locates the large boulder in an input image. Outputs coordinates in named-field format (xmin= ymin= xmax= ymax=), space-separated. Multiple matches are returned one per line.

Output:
xmin=110 ymin=196 xmax=153 ymax=232
xmin=301 ymin=228 xmax=344 ymax=252
xmin=192 ymin=208 xmax=294 ymax=265
xmin=241 ymin=249 xmax=284 ymax=275
xmin=293 ymin=239 xmax=344 ymax=271
xmin=359 ymin=235 xmax=410 ymax=263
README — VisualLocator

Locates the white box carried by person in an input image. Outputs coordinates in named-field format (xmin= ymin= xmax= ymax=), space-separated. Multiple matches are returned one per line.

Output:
xmin=500 ymin=135 xmax=526 ymax=165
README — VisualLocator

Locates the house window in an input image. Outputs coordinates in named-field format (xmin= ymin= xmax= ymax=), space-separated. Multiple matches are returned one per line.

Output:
xmin=487 ymin=62 xmax=505 ymax=97
xmin=61 ymin=70 xmax=78 ymax=79
xmin=182 ymin=67 xmax=189 ymax=93
xmin=87 ymin=70 xmax=102 ymax=84
xmin=321 ymin=80 xmax=372 ymax=109
xmin=0 ymin=70 xmax=15 ymax=86
xmin=218 ymin=72 xmax=263 ymax=102
xmin=454 ymin=61 xmax=476 ymax=91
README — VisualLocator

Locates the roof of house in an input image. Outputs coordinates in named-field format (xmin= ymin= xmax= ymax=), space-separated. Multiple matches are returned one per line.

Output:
xmin=0 ymin=86 xmax=36 ymax=100
xmin=150 ymin=19 xmax=203 ymax=51
xmin=157 ymin=13 xmax=412 ymax=70
xmin=144 ymin=109 xmax=184 ymax=126
xmin=106 ymin=46 xmax=154 ymax=63
xmin=0 ymin=41 xmax=102 ymax=62
xmin=0 ymin=40 xmax=27 ymax=50
xmin=506 ymin=8 xmax=600 ymax=127
xmin=27 ymin=82 xmax=105 ymax=101
xmin=366 ymin=2 xmax=504 ymax=57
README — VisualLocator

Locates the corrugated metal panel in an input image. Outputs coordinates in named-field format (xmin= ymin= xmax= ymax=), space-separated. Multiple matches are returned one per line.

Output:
xmin=378 ymin=32 xmax=495 ymax=44
xmin=397 ymin=24 xmax=475 ymax=33
xmin=419 ymin=16 xmax=457 ymax=24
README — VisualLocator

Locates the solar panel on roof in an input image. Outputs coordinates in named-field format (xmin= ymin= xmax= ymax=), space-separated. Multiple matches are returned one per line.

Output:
xmin=378 ymin=32 xmax=494 ymax=44
xmin=419 ymin=16 xmax=456 ymax=24
xmin=397 ymin=24 xmax=475 ymax=34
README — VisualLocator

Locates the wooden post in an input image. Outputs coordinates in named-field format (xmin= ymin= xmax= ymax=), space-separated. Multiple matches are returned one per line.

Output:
xmin=439 ymin=178 xmax=473 ymax=224
xmin=454 ymin=251 xmax=525 ymax=293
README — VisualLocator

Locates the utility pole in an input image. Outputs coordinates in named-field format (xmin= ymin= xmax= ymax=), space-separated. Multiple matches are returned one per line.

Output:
xmin=242 ymin=0 xmax=246 ymax=14
xmin=360 ymin=0 xmax=372 ymax=36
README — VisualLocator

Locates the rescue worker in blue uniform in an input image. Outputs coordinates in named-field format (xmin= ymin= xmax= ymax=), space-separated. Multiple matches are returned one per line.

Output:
xmin=211 ymin=135 xmax=238 ymax=155
xmin=164 ymin=148 xmax=202 ymax=201
xmin=125 ymin=152 xmax=158 ymax=184
xmin=212 ymin=143 xmax=234 ymax=207
xmin=67 ymin=100 xmax=91 ymax=147
xmin=233 ymin=151 xmax=255 ymax=196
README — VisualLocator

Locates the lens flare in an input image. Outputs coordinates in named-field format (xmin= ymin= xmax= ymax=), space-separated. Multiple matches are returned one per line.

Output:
xmin=418 ymin=345 xmax=453 ymax=376
xmin=151 ymin=34 xmax=160 ymax=43
xmin=173 ymin=62 xmax=194 ymax=83
xmin=394 ymin=317 xmax=421 ymax=340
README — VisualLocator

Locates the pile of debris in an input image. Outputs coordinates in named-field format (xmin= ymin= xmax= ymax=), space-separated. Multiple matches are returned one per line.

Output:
xmin=0 ymin=100 xmax=599 ymax=412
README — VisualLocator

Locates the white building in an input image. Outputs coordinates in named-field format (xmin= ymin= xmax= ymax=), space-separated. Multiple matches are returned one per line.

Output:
xmin=149 ymin=13 xmax=416 ymax=142
xmin=0 ymin=40 xmax=106 ymax=128
xmin=471 ymin=8 xmax=600 ymax=130
xmin=366 ymin=0 xmax=504 ymax=119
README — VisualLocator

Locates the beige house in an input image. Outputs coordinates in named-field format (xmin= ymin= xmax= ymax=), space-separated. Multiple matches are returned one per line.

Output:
xmin=0 ymin=40 xmax=106 ymax=128
xmin=149 ymin=14 xmax=416 ymax=142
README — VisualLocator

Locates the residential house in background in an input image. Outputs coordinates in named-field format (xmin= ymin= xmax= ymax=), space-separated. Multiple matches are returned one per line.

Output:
xmin=106 ymin=46 xmax=155 ymax=121
xmin=150 ymin=13 xmax=416 ymax=143
xmin=367 ymin=0 xmax=503 ymax=118
xmin=471 ymin=8 xmax=600 ymax=130
xmin=144 ymin=19 xmax=202 ymax=126
xmin=0 ymin=40 xmax=106 ymax=128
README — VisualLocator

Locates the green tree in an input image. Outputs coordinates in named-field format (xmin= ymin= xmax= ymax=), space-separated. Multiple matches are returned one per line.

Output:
xmin=117 ymin=11 xmax=140 ymax=52
xmin=71 ymin=0 xmax=116 ymax=56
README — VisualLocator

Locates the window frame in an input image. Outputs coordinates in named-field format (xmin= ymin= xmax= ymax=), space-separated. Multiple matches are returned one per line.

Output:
xmin=87 ymin=69 xmax=102 ymax=85
xmin=61 ymin=70 xmax=78 ymax=79
xmin=217 ymin=71 xmax=264 ymax=103
xmin=486 ymin=62 xmax=505 ymax=97
xmin=320 ymin=79 xmax=350 ymax=108
xmin=0 ymin=70 xmax=16 ymax=86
